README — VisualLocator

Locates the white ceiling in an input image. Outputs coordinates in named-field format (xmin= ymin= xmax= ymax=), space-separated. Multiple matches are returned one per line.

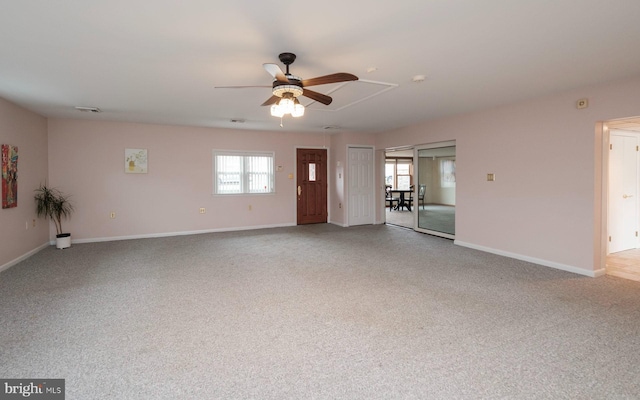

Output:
xmin=1 ymin=1 xmax=640 ymax=134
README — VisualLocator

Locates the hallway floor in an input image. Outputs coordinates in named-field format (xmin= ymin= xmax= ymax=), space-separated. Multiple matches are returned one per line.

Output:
xmin=606 ymin=248 xmax=640 ymax=282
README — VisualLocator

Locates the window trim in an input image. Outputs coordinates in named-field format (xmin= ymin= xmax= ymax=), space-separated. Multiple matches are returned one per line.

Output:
xmin=213 ymin=150 xmax=275 ymax=195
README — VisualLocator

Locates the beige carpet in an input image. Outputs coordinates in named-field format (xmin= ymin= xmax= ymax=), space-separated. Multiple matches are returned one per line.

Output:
xmin=385 ymin=207 xmax=413 ymax=228
xmin=1 ymin=224 xmax=639 ymax=399
xmin=386 ymin=204 xmax=455 ymax=235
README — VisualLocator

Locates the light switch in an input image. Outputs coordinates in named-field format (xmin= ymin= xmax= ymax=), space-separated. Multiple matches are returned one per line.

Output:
xmin=487 ymin=173 xmax=495 ymax=181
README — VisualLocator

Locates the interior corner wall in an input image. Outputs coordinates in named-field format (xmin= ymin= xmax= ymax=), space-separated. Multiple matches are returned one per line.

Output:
xmin=375 ymin=75 xmax=640 ymax=276
xmin=47 ymin=118 xmax=328 ymax=241
xmin=0 ymin=97 xmax=49 ymax=271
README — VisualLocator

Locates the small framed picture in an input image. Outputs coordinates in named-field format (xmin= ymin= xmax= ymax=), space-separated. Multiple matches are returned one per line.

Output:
xmin=125 ymin=148 xmax=148 ymax=174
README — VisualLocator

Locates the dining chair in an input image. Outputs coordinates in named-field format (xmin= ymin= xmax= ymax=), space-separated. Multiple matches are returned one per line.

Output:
xmin=418 ymin=184 xmax=426 ymax=209
xmin=385 ymin=185 xmax=399 ymax=211
xmin=405 ymin=186 xmax=414 ymax=210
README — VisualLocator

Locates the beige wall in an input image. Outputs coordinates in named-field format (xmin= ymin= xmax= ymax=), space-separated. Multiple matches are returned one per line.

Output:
xmin=47 ymin=119 xmax=330 ymax=241
xmin=0 ymin=97 xmax=49 ymax=270
xmin=375 ymin=75 xmax=640 ymax=276
xmin=4 ymin=74 xmax=640 ymax=277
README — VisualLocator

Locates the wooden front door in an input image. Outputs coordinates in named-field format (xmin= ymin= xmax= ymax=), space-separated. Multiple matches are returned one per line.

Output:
xmin=297 ymin=148 xmax=328 ymax=224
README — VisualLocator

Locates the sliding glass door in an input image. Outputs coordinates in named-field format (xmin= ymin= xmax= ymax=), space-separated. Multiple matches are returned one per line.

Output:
xmin=415 ymin=142 xmax=456 ymax=239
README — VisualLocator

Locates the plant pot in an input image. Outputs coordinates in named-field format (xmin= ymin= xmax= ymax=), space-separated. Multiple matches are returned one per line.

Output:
xmin=56 ymin=233 xmax=71 ymax=249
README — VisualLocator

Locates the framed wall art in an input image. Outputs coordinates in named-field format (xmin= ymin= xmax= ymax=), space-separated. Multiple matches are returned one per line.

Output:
xmin=2 ymin=144 xmax=18 ymax=208
xmin=125 ymin=148 xmax=148 ymax=174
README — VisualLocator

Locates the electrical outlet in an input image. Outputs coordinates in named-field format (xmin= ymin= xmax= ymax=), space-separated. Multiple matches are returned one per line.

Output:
xmin=110 ymin=212 xmax=116 ymax=219
xmin=248 ymin=205 xmax=252 ymax=211
xmin=32 ymin=219 xmax=36 ymax=227
xmin=339 ymin=203 xmax=342 ymax=208
xmin=487 ymin=173 xmax=495 ymax=182
xmin=199 ymin=208 xmax=206 ymax=214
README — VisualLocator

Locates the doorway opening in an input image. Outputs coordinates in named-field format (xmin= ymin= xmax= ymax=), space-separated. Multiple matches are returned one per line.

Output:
xmin=384 ymin=148 xmax=414 ymax=229
xmin=383 ymin=141 xmax=456 ymax=240
xmin=604 ymin=117 xmax=640 ymax=281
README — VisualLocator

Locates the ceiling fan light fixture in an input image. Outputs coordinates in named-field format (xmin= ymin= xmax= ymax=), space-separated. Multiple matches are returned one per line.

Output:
xmin=270 ymin=103 xmax=285 ymax=118
xmin=280 ymin=97 xmax=295 ymax=114
xmin=292 ymin=99 xmax=304 ymax=117
xmin=248 ymin=52 xmax=356 ymax=121
xmin=272 ymin=84 xmax=303 ymax=98
xmin=270 ymin=95 xmax=305 ymax=118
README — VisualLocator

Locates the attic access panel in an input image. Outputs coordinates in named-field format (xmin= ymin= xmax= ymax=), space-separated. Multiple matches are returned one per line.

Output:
xmin=302 ymin=79 xmax=398 ymax=111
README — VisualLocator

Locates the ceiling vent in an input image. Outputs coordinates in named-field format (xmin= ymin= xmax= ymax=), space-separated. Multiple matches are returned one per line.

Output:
xmin=75 ymin=106 xmax=101 ymax=113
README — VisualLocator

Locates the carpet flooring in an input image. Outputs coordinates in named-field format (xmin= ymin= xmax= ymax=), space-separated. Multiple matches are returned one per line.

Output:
xmin=418 ymin=205 xmax=455 ymax=235
xmin=386 ymin=204 xmax=455 ymax=235
xmin=1 ymin=224 xmax=640 ymax=399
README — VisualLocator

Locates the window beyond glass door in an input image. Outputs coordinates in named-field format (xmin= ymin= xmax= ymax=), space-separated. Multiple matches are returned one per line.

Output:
xmin=385 ymin=158 xmax=412 ymax=189
xmin=396 ymin=160 xmax=411 ymax=189
xmin=385 ymin=163 xmax=395 ymax=186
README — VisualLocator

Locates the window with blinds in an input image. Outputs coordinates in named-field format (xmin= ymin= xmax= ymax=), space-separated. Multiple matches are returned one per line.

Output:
xmin=213 ymin=151 xmax=275 ymax=194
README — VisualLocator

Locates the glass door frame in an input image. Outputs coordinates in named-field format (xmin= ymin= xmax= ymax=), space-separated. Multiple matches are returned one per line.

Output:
xmin=414 ymin=140 xmax=456 ymax=239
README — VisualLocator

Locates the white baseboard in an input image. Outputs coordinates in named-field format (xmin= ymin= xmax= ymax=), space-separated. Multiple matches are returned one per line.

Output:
xmin=0 ymin=242 xmax=50 ymax=274
xmin=70 ymin=223 xmax=297 ymax=244
xmin=329 ymin=221 xmax=386 ymax=227
xmin=454 ymin=240 xmax=602 ymax=278
xmin=5 ymin=230 xmax=604 ymax=280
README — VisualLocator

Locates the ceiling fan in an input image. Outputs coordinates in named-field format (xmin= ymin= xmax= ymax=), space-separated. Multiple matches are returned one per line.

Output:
xmin=216 ymin=52 xmax=358 ymax=118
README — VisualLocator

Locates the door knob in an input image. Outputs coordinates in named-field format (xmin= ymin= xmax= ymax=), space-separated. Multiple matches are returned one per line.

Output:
xmin=623 ymin=194 xmax=634 ymax=199
xmin=298 ymin=186 xmax=302 ymax=196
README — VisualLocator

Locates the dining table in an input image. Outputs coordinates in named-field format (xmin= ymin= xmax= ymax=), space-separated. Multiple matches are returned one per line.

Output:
xmin=389 ymin=188 xmax=413 ymax=211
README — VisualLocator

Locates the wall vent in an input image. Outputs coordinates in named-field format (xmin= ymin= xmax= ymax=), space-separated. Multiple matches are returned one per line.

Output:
xmin=75 ymin=106 xmax=102 ymax=113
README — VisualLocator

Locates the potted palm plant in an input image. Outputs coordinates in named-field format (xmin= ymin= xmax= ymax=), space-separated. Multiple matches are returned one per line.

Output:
xmin=34 ymin=184 xmax=74 ymax=249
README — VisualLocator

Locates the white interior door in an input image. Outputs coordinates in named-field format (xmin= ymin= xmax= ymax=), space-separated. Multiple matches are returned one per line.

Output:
xmin=348 ymin=147 xmax=374 ymax=226
xmin=609 ymin=132 xmax=639 ymax=253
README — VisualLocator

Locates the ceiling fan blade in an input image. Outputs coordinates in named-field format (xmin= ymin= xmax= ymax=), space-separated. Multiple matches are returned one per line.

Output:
xmin=302 ymin=89 xmax=332 ymax=105
xmin=261 ymin=95 xmax=280 ymax=106
xmin=263 ymin=63 xmax=289 ymax=83
xmin=301 ymin=73 xmax=358 ymax=87
xmin=214 ymin=85 xmax=271 ymax=89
